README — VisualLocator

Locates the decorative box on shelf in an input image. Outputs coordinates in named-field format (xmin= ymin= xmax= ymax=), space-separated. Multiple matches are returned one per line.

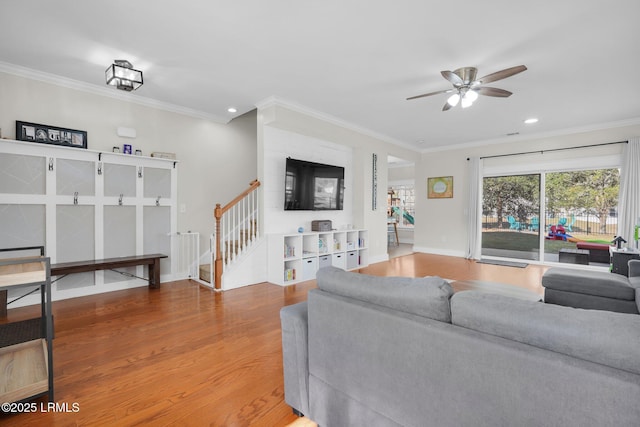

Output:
xmin=150 ymin=151 xmax=176 ymax=159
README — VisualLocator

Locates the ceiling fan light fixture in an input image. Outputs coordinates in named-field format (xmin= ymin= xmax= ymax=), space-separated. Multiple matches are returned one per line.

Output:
xmin=464 ymin=90 xmax=478 ymax=102
xmin=459 ymin=90 xmax=475 ymax=108
xmin=407 ymin=64 xmax=527 ymax=112
xmin=447 ymin=93 xmax=460 ymax=107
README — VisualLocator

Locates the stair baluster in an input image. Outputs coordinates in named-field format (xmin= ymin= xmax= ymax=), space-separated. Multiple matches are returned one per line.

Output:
xmin=213 ymin=179 xmax=261 ymax=290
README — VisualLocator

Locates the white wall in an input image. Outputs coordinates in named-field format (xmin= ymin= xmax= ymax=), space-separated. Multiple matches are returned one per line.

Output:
xmin=262 ymin=126 xmax=353 ymax=233
xmin=257 ymin=103 xmax=420 ymax=264
xmin=414 ymin=124 xmax=640 ymax=257
xmin=0 ymin=71 xmax=257 ymax=251
xmin=10 ymin=69 xmax=635 ymax=278
xmin=388 ymin=164 xmax=415 ymax=182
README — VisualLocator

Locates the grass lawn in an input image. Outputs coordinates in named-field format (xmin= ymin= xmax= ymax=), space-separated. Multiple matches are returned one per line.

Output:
xmin=481 ymin=231 xmax=611 ymax=253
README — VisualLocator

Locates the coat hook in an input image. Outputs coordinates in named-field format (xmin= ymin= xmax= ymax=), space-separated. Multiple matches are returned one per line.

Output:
xmin=97 ymin=162 xmax=103 ymax=175
xmin=156 ymin=196 xmax=161 ymax=206
xmin=73 ymin=191 xmax=79 ymax=205
xmin=119 ymin=194 xmax=124 ymax=206
xmin=48 ymin=158 xmax=54 ymax=171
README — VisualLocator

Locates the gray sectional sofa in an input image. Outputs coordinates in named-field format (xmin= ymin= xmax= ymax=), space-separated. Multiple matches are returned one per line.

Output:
xmin=280 ymin=266 xmax=640 ymax=427
xmin=542 ymin=260 xmax=640 ymax=314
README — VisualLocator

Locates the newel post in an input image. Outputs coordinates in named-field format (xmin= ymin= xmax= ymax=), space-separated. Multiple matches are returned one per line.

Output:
xmin=214 ymin=203 xmax=223 ymax=290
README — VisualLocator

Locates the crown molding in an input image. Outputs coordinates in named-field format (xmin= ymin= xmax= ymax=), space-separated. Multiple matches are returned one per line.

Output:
xmin=420 ymin=117 xmax=640 ymax=154
xmin=255 ymin=96 xmax=420 ymax=152
xmin=0 ymin=61 xmax=228 ymax=123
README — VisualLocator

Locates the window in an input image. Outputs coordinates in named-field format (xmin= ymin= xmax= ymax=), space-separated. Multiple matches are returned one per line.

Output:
xmin=481 ymin=168 xmax=619 ymax=263
xmin=387 ymin=184 xmax=415 ymax=227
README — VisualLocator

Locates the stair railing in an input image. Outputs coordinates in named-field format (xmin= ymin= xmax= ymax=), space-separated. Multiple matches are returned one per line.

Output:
xmin=213 ymin=179 xmax=261 ymax=290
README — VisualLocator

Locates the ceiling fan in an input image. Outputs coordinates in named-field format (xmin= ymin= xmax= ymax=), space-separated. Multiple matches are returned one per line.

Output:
xmin=407 ymin=65 xmax=527 ymax=111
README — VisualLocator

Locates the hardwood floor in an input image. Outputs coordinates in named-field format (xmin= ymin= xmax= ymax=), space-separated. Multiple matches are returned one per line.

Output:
xmin=361 ymin=253 xmax=548 ymax=294
xmin=0 ymin=253 xmax=548 ymax=426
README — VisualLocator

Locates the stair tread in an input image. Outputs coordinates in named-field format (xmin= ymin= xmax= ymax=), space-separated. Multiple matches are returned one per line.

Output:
xmin=199 ymin=264 xmax=211 ymax=282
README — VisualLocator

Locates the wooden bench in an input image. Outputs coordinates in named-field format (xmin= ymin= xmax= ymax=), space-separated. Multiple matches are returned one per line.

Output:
xmin=1 ymin=254 xmax=167 ymax=317
xmin=51 ymin=254 xmax=168 ymax=288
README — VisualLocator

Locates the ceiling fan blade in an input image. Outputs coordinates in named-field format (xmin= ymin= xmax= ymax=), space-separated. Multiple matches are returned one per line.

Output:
xmin=475 ymin=87 xmax=512 ymax=97
xmin=406 ymin=89 xmax=452 ymax=101
xmin=476 ymin=65 xmax=527 ymax=84
xmin=441 ymin=70 xmax=464 ymax=86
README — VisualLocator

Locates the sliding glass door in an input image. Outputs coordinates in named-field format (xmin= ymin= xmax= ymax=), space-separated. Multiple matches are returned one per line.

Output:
xmin=481 ymin=168 xmax=619 ymax=264
xmin=543 ymin=169 xmax=619 ymax=263
xmin=481 ymin=174 xmax=540 ymax=260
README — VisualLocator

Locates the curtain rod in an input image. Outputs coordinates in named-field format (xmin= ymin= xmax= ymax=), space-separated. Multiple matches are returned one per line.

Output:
xmin=466 ymin=140 xmax=627 ymax=161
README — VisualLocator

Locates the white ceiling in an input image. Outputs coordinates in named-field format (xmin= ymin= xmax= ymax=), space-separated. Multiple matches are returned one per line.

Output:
xmin=1 ymin=1 xmax=639 ymax=151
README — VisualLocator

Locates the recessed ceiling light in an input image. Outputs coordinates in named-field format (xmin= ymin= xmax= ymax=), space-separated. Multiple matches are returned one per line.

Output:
xmin=524 ymin=118 xmax=539 ymax=124
xmin=227 ymin=107 xmax=237 ymax=113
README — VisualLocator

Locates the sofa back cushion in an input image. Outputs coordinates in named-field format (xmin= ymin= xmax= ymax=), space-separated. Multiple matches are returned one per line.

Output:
xmin=316 ymin=266 xmax=454 ymax=322
xmin=451 ymin=291 xmax=640 ymax=375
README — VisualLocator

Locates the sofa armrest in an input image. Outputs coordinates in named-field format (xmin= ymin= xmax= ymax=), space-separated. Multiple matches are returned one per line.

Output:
xmin=629 ymin=260 xmax=640 ymax=284
xmin=280 ymin=301 xmax=309 ymax=416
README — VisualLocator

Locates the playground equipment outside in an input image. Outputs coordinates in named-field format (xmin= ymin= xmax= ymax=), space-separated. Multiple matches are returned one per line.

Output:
xmin=391 ymin=206 xmax=414 ymax=225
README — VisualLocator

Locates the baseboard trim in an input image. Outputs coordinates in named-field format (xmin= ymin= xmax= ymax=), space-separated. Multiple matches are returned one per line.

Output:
xmin=369 ymin=254 xmax=389 ymax=264
xmin=412 ymin=246 xmax=466 ymax=258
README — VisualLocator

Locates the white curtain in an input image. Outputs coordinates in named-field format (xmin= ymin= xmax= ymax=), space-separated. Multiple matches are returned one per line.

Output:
xmin=465 ymin=157 xmax=483 ymax=259
xmin=617 ymin=137 xmax=640 ymax=248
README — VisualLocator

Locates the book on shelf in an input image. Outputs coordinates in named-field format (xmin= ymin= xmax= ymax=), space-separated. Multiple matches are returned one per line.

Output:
xmin=284 ymin=268 xmax=296 ymax=281
xmin=318 ymin=238 xmax=328 ymax=253
xmin=284 ymin=243 xmax=296 ymax=258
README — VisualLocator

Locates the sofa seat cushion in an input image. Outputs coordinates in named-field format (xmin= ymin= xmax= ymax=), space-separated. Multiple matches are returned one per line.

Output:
xmin=316 ymin=266 xmax=453 ymax=322
xmin=451 ymin=291 xmax=640 ymax=375
xmin=542 ymin=267 xmax=635 ymax=300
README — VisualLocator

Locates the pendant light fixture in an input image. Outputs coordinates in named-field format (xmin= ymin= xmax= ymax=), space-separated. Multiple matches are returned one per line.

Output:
xmin=105 ymin=60 xmax=143 ymax=91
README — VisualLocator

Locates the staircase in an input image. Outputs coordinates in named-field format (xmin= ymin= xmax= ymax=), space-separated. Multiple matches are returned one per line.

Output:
xmin=198 ymin=224 xmax=257 ymax=283
xmin=200 ymin=179 xmax=262 ymax=290
xmin=199 ymin=263 xmax=212 ymax=283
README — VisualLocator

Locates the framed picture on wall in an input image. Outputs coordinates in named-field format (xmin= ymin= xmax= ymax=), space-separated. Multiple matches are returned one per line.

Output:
xmin=16 ymin=121 xmax=88 ymax=149
xmin=427 ymin=176 xmax=453 ymax=198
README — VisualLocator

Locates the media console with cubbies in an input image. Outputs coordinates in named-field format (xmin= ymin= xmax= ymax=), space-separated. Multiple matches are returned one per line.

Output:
xmin=268 ymin=229 xmax=368 ymax=285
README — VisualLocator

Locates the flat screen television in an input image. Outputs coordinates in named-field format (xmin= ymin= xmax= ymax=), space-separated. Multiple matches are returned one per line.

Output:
xmin=284 ymin=157 xmax=344 ymax=210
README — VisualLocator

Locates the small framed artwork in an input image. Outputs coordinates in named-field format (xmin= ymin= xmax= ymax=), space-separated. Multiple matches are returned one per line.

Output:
xmin=16 ymin=121 xmax=87 ymax=149
xmin=427 ymin=176 xmax=453 ymax=199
